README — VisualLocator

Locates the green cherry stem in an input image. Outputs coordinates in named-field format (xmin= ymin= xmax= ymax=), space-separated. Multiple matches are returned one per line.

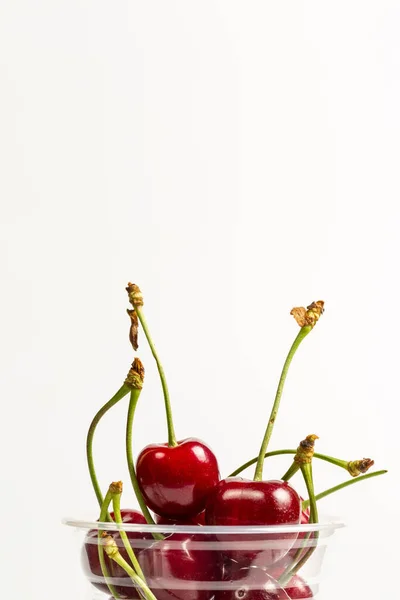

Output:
xmin=302 ymin=462 xmax=318 ymax=524
xmin=126 ymin=283 xmax=177 ymax=448
xmin=281 ymin=435 xmax=319 ymax=482
xmin=98 ymin=488 xmax=120 ymax=599
xmin=103 ymin=534 xmax=158 ymax=600
xmin=110 ymin=481 xmax=146 ymax=581
xmin=87 ymin=383 xmax=131 ymax=510
xmin=229 ymin=450 xmax=374 ymax=478
xmin=302 ymin=469 xmax=388 ymax=510
xmin=126 ymin=390 xmax=160 ymax=530
xmin=254 ymin=327 xmax=311 ymax=481
xmin=281 ymin=461 xmax=300 ymax=482
xmin=279 ymin=461 xmax=319 ymax=587
xmin=286 ymin=463 xmax=319 ymax=579
xmin=253 ymin=300 xmax=324 ymax=481
xmin=124 ymin=359 xmax=162 ymax=538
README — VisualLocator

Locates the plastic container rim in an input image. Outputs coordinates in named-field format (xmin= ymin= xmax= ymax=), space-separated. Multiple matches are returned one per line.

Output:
xmin=63 ymin=516 xmax=345 ymax=535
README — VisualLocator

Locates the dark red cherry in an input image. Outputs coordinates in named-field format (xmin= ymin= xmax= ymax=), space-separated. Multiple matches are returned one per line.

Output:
xmin=270 ymin=502 xmax=312 ymax=572
xmin=205 ymin=478 xmax=301 ymax=567
xmin=155 ymin=511 xmax=206 ymax=526
xmin=206 ymin=478 xmax=301 ymax=527
xmin=216 ymin=566 xmax=290 ymax=600
xmin=137 ymin=438 xmax=220 ymax=518
xmin=266 ymin=562 xmax=314 ymax=599
xmin=282 ymin=575 xmax=313 ymax=599
xmin=301 ymin=506 xmax=310 ymax=523
xmin=82 ymin=509 xmax=149 ymax=598
xmin=139 ymin=532 xmax=221 ymax=600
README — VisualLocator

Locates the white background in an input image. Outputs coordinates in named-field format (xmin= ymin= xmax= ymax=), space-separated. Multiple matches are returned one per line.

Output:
xmin=1 ymin=2 xmax=399 ymax=599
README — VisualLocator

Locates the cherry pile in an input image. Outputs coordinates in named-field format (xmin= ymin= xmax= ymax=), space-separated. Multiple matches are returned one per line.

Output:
xmin=82 ymin=284 xmax=386 ymax=600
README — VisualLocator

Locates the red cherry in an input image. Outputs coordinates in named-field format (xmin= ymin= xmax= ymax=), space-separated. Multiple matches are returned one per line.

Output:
xmin=216 ymin=566 xmax=290 ymax=600
xmin=136 ymin=438 xmax=220 ymax=518
xmin=155 ymin=511 xmax=206 ymax=525
xmin=139 ymin=532 xmax=221 ymax=600
xmin=82 ymin=509 xmax=149 ymax=598
xmin=281 ymin=575 xmax=313 ymax=599
xmin=206 ymin=478 xmax=301 ymax=526
xmin=205 ymin=478 xmax=301 ymax=567
xmin=271 ymin=502 xmax=312 ymax=572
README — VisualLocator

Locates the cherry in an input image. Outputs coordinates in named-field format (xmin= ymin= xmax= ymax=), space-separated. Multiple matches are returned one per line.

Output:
xmin=155 ymin=511 xmax=206 ymax=525
xmin=281 ymin=576 xmax=313 ymax=599
xmin=204 ymin=304 xmax=322 ymax=568
xmin=126 ymin=285 xmax=220 ymax=520
xmin=270 ymin=503 xmax=311 ymax=572
xmin=205 ymin=477 xmax=301 ymax=567
xmin=137 ymin=438 xmax=220 ymax=518
xmin=206 ymin=479 xmax=301 ymax=527
xmin=266 ymin=569 xmax=314 ymax=600
xmin=82 ymin=509 xmax=149 ymax=598
xmin=215 ymin=566 xmax=290 ymax=600
xmin=139 ymin=532 xmax=221 ymax=600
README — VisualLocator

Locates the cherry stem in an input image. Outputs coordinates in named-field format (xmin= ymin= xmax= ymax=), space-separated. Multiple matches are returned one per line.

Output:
xmin=279 ymin=462 xmax=319 ymax=586
xmin=302 ymin=462 xmax=318 ymax=524
xmin=111 ymin=482 xmax=146 ymax=581
xmin=229 ymin=449 xmax=374 ymax=478
xmin=98 ymin=489 xmax=120 ymax=599
xmin=286 ymin=464 xmax=319 ymax=579
xmin=102 ymin=534 xmax=158 ymax=600
xmin=302 ymin=469 xmax=388 ymax=509
xmin=281 ymin=434 xmax=319 ymax=481
xmin=281 ymin=462 xmax=300 ymax=481
xmin=254 ymin=327 xmax=312 ymax=481
xmin=126 ymin=389 xmax=163 ymax=538
xmin=134 ymin=304 xmax=177 ymax=448
xmin=87 ymin=383 xmax=131 ymax=510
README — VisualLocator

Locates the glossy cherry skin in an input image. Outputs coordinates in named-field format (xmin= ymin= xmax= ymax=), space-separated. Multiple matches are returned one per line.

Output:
xmin=206 ymin=478 xmax=301 ymax=567
xmin=136 ymin=438 xmax=220 ymax=519
xmin=206 ymin=478 xmax=301 ymax=526
xmin=216 ymin=566 xmax=290 ymax=600
xmin=265 ymin=570 xmax=314 ymax=600
xmin=281 ymin=576 xmax=313 ymax=599
xmin=82 ymin=509 xmax=149 ymax=598
xmin=139 ymin=532 xmax=221 ymax=600
xmin=271 ymin=503 xmax=311 ymax=572
xmin=155 ymin=511 xmax=206 ymax=525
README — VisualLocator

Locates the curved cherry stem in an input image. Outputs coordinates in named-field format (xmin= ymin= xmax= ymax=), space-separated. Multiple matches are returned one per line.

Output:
xmin=87 ymin=383 xmax=131 ymax=510
xmin=254 ymin=327 xmax=311 ymax=481
xmin=98 ymin=489 xmax=120 ymax=599
xmin=281 ymin=461 xmax=300 ymax=482
xmin=111 ymin=484 xmax=146 ymax=581
xmin=126 ymin=389 xmax=163 ymax=537
xmin=229 ymin=449 xmax=370 ymax=478
xmin=302 ymin=469 xmax=388 ymax=509
xmin=103 ymin=535 xmax=158 ymax=600
xmin=134 ymin=305 xmax=177 ymax=447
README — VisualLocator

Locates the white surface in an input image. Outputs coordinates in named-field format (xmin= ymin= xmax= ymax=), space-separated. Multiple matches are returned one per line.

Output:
xmin=0 ymin=2 xmax=399 ymax=599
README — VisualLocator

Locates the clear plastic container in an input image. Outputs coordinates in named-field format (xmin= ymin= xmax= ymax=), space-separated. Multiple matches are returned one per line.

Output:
xmin=64 ymin=519 xmax=344 ymax=600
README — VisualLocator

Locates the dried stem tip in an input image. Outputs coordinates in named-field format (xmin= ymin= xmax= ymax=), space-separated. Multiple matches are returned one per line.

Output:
xmin=101 ymin=533 xmax=119 ymax=559
xmin=109 ymin=481 xmax=123 ymax=495
xmin=294 ymin=434 xmax=319 ymax=465
xmin=126 ymin=283 xmax=144 ymax=307
xmin=348 ymin=458 xmax=375 ymax=477
xmin=127 ymin=309 xmax=139 ymax=351
xmin=290 ymin=301 xmax=325 ymax=328
xmin=125 ymin=357 xmax=145 ymax=389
